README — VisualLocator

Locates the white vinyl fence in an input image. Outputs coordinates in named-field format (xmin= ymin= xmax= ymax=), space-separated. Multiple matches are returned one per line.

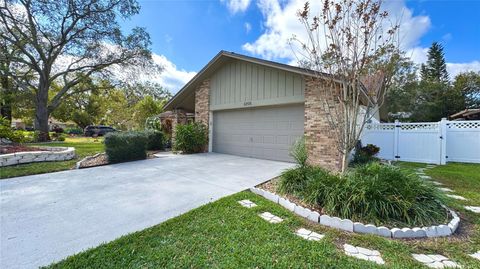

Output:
xmin=361 ymin=119 xmax=480 ymax=164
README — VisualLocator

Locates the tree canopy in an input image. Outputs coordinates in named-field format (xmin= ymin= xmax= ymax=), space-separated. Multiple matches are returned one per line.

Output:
xmin=386 ymin=42 xmax=479 ymax=122
xmin=0 ymin=0 xmax=158 ymax=140
xmin=420 ymin=42 xmax=449 ymax=84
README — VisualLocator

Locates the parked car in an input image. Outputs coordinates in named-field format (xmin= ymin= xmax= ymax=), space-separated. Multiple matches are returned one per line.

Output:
xmin=84 ymin=125 xmax=116 ymax=137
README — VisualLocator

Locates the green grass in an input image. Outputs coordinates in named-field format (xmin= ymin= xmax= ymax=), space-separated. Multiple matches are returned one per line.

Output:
xmin=0 ymin=137 xmax=104 ymax=179
xmin=46 ymin=162 xmax=480 ymax=268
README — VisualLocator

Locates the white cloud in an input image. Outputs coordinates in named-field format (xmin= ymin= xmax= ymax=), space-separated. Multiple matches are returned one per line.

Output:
xmin=243 ymin=0 xmax=431 ymax=63
xmin=447 ymin=61 xmax=480 ymax=79
xmin=406 ymin=48 xmax=480 ymax=79
xmin=244 ymin=22 xmax=252 ymax=33
xmin=221 ymin=0 xmax=252 ymax=14
xmin=406 ymin=47 xmax=429 ymax=64
xmin=150 ymin=54 xmax=196 ymax=93
xmin=243 ymin=0 xmax=479 ymax=81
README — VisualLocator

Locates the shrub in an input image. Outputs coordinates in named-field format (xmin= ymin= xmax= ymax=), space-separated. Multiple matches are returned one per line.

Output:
xmin=142 ymin=130 xmax=164 ymax=150
xmin=362 ymin=144 xmax=380 ymax=156
xmin=173 ymin=122 xmax=208 ymax=154
xmin=0 ymin=117 xmax=26 ymax=143
xmin=290 ymin=137 xmax=308 ymax=168
xmin=145 ymin=116 xmax=162 ymax=131
xmin=278 ymin=162 xmax=447 ymax=227
xmin=351 ymin=143 xmax=380 ymax=166
xmin=51 ymin=132 xmax=66 ymax=141
xmin=104 ymin=132 xmax=147 ymax=163
xmin=278 ymin=137 xmax=310 ymax=195
xmin=51 ymin=125 xmax=64 ymax=133
xmin=65 ymin=128 xmax=83 ymax=135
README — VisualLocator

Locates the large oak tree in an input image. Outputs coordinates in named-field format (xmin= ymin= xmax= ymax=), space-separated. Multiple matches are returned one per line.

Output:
xmin=0 ymin=0 xmax=154 ymax=140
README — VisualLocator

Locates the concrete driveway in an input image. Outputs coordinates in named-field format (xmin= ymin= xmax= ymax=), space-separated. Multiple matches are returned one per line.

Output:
xmin=0 ymin=153 xmax=294 ymax=269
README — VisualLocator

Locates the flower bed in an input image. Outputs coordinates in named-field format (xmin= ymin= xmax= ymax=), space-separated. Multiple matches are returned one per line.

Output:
xmin=0 ymin=146 xmax=75 ymax=167
xmin=250 ymin=187 xmax=460 ymax=239
xmin=0 ymin=145 xmax=48 ymax=154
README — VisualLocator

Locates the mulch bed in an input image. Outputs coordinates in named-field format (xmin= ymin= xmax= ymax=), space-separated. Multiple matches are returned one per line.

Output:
xmin=0 ymin=145 xmax=48 ymax=155
xmin=77 ymin=153 xmax=109 ymax=169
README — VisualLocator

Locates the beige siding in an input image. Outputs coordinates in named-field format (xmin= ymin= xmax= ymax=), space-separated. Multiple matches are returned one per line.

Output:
xmin=210 ymin=60 xmax=305 ymax=110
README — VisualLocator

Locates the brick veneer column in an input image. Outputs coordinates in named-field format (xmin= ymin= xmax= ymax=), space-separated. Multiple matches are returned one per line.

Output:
xmin=194 ymin=79 xmax=210 ymax=152
xmin=171 ymin=109 xmax=187 ymax=145
xmin=195 ymin=79 xmax=210 ymax=126
xmin=304 ymin=77 xmax=342 ymax=172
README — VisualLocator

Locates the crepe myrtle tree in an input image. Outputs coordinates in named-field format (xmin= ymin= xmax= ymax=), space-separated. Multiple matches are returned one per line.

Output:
xmin=293 ymin=0 xmax=401 ymax=172
xmin=0 ymin=0 xmax=157 ymax=141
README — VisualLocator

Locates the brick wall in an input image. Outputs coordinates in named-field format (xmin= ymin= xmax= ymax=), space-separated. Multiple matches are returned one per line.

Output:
xmin=304 ymin=77 xmax=342 ymax=172
xmin=194 ymin=79 xmax=210 ymax=152
xmin=195 ymin=79 xmax=210 ymax=126
xmin=171 ymin=109 xmax=187 ymax=144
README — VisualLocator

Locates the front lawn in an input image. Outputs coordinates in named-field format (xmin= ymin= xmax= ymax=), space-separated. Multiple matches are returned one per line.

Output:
xmin=47 ymin=162 xmax=480 ymax=268
xmin=0 ymin=137 xmax=104 ymax=179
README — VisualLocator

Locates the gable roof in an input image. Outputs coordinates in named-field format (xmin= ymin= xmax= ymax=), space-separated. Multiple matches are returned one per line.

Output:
xmin=163 ymin=50 xmax=323 ymax=111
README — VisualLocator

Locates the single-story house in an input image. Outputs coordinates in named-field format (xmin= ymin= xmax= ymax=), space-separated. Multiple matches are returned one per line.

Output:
xmin=163 ymin=51 xmax=377 ymax=171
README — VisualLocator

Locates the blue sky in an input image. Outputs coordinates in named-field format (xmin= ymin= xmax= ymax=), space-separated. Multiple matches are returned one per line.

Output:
xmin=121 ymin=0 xmax=480 ymax=93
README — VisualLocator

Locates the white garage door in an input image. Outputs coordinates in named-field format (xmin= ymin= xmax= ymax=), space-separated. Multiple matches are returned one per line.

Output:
xmin=212 ymin=104 xmax=304 ymax=162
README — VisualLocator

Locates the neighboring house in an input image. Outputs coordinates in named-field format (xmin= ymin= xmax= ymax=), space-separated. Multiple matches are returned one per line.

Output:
xmin=10 ymin=118 xmax=76 ymax=131
xmin=163 ymin=51 xmax=378 ymax=170
xmin=449 ymin=109 xmax=480 ymax=121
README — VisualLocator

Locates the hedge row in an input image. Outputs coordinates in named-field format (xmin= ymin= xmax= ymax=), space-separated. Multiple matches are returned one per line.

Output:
xmin=104 ymin=130 xmax=165 ymax=163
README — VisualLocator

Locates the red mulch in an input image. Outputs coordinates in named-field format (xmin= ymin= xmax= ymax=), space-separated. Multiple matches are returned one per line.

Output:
xmin=0 ymin=145 xmax=48 ymax=155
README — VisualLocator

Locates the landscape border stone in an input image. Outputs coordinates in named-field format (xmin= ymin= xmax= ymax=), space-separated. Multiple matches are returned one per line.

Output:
xmin=0 ymin=147 xmax=75 ymax=167
xmin=250 ymin=187 xmax=460 ymax=239
xmin=76 ymin=153 xmax=105 ymax=169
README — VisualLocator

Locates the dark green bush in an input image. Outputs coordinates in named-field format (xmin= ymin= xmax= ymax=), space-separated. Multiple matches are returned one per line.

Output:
xmin=143 ymin=130 xmax=164 ymax=150
xmin=104 ymin=132 xmax=147 ymax=163
xmin=0 ymin=117 xmax=26 ymax=143
xmin=278 ymin=162 xmax=447 ymax=227
xmin=65 ymin=128 xmax=83 ymax=135
xmin=351 ymin=143 xmax=380 ymax=166
xmin=51 ymin=132 xmax=66 ymax=141
xmin=173 ymin=122 xmax=208 ymax=154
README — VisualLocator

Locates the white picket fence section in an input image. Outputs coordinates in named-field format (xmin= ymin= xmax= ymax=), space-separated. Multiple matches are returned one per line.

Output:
xmin=361 ymin=119 xmax=480 ymax=164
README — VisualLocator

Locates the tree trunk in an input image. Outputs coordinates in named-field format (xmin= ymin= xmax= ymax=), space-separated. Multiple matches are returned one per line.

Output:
xmin=34 ymin=81 xmax=50 ymax=141
xmin=341 ymin=151 xmax=348 ymax=173
xmin=0 ymin=74 xmax=12 ymax=122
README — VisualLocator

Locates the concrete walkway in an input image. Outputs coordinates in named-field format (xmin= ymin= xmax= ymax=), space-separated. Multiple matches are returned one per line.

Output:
xmin=0 ymin=153 xmax=293 ymax=269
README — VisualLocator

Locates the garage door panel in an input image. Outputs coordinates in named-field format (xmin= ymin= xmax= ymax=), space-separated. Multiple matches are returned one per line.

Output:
xmin=213 ymin=104 xmax=304 ymax=162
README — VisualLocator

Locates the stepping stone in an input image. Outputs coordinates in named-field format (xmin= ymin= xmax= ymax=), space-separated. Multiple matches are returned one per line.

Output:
xmin=420 ymin=175 xmax=432 ymax=179
xmin=470 ymin=251 xmax=480 ymax=260
xmin=259 ymin=212 xmax=283 ymax=224
xmin=343 ymin=244 xmax=385 ymax=265
xmin=439 ymin=187 xmax=454 ymax=192
xmin=412 ymin=254 xmax=461 ymax=268
xmin=465 ymin=206 xmax=480 ymax=213
xmin=432 ymin=181 xmax=444 ymax=186
xmin=238 ymin=199 xmax=257 ymax=208
xmin=295 ymin=228 xmax=325 ymax=241
xmin=446 ymin=194 xmax=467 ymax=201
